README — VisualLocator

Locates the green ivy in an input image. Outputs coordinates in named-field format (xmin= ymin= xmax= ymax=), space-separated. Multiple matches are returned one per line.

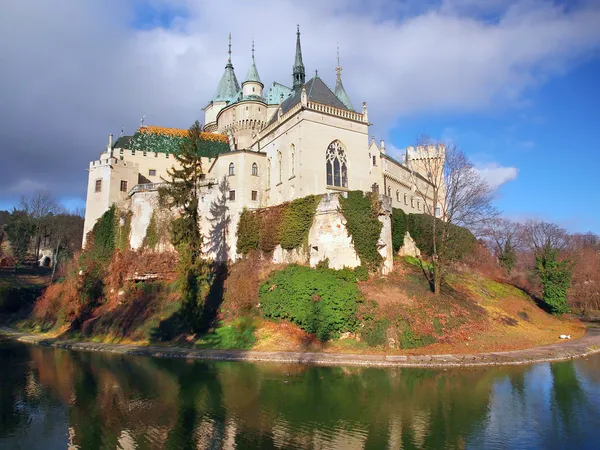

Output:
xmin=83 ymin=205 xmax=117 ymax=267
xmin=407 ymin=213 xmax=476 ymax=261
xmin=143 ymin=211 xmax=159 ymax=250
xmin=258 ymin=206 xmax=284 ymax=253
xmin=236 ymin=209 xmax=260 ymax=255
xmin=339 ymin=191 xmax=383 ymax=271
xmin=536 ymin=247 xmax=573 ymax=314
xmin=117 ymin=211 xmax=132 ymax=252
xmin=279 ymin=195 xmax=320 ymax=250
xmin=391 ymin=208 xmax=407 ymax=253
xmin=259 ymin=265 xmax=362 ymax=341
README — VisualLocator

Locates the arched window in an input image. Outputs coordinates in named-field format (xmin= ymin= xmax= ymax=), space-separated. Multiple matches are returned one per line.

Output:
xmin=396 ymin=190 xmax=400 ymax=202
xmin=290 ymin=144 xmax=295 ymax=177
xmin=387 ymin=186 xmax=392 ymax=197
xmin=326 ymin=140 xmax=348 ymax=188
xmin=252 ymin=162 xmax=258 ymax=176
xmin=277 ymin=151 xmax=282 ymax=183
xmin=404 ymin=193 xmax=408 ymax=205
xmin=229 ymin=162 xmax=235 ymax=176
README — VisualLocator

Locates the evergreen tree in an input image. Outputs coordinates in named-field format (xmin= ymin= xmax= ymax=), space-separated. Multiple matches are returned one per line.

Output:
xmin=160 ymin=120 xmax=209 ymax=331
xmin=4 ymin=210 xmax=35 ymax=265
xmin=535 ymin=245 xmax=573 ymax=314
xmin=498 ymin=238 xmax=517 ymax=273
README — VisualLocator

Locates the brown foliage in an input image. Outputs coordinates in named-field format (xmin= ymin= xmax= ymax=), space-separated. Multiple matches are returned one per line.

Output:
xmin=567 ymin=244 xmax=600 ymax=313
xmin=221 ymin=252 xmax=276 ymax=320
xmin=461 ymin=240 xmax=505 ymax=280
xmin=258 ymin=205 xmax=285 ymax=253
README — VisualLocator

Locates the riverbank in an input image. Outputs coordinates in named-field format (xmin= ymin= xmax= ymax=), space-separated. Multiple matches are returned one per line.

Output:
xmin=2 ymin=324 xmax=599 ymax=368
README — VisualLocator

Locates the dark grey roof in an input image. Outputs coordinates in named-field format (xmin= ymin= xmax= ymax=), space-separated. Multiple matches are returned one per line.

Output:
xmin=266 ymin=76 xmax=349 ymax=125
xmin=113 ymin=135 xmax=132 ymax=149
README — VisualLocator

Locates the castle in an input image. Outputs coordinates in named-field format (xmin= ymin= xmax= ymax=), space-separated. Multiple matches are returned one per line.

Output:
xmin=83 ymin=28 xmax=443 ymax=270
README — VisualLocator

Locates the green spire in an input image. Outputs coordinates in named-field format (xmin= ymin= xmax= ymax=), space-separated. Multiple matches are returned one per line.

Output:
xmin=245 ymin=40 xmax=262 ymax=84
xmin=293 ymin=25 xmax=305 ymax=90
xmin=212 ymin=33 xmax=240 ymax=102
xmin=334 ymin=45 xmax=354 ymax=111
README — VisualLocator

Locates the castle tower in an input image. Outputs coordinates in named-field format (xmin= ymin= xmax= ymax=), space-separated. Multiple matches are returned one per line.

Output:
xmin=292 ymin=25 xmax=305 ymax=90
xmin=334 ymin=46 xmax=354 ymax=111
xmin=204 ymin=33 xmax=241 ymax=130
xmin=242 ymin=41 xmax=263 ymax=99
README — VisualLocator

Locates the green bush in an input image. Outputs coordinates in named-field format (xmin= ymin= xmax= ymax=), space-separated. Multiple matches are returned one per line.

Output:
xmin=197 ymin=317 xmax=257 ymax=349
xmin=259 ymin=265 xmax=362 ymax=340
xmin=339 ymin=191 xmax=383 ymax=271
xmin=391 ymin=208 xmax=407 ymax=253
xmin=536 ymin=247 xmax=573 ymax=314
xmin=354 ymin=265 xmax=369 ymax=282
xmin=236 ymin=209 xmax=260 ymax=255
xmin=362 ymin=318 xmax=388 ymax=347
xmin=143 ymin=211 xmax=159 ymax=250
xmin=407 ymin=213 xmax=476 ymax=261
xmin=398 ymin=322 xmax=436 ymax=349
xmin=258 ymin=206 xmax=284 ymax=253
xmin=279 ymin=195 xmax=320 ymax=250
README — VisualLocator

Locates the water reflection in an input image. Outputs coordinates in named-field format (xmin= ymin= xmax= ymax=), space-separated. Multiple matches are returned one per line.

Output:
xmin=0 ymin=337 xmax=599 ymax=449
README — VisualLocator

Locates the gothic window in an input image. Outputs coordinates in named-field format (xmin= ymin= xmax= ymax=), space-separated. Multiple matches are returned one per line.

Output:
xmin=290 ymin=144 xmax=295 ymax=177
xmin=411 ymin=197 xmax=414 ymax=208
xmin=229 ymin=162 xmax=235 ymax=176
xmin=396 ymin=190 xmax=400 ymax=202
xmin=388 ymin=186 xmax=392 ymax=197
xmin=252 ymin=162 xmax=258 ymax=176
xmin=404 ymin=193 xmax=408 ymax=205
xmin=326 ymin=140 xmax=348 ymax=188
xmin=277 ymin=151 xmax=282 ymax=183
xmin=372 ymin=155 xmax=376 ymax=166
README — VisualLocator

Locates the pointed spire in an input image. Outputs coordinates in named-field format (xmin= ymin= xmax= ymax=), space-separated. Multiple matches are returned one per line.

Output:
xmin=334 ymin=45 xmax=354 ymax=111
xmin=245 ymin=39 xmax=262 ymax=84
xmin=293 ymin=25 xmax=305 ymax=90
xmin=212 ymin=33 xmax=240 ymax=102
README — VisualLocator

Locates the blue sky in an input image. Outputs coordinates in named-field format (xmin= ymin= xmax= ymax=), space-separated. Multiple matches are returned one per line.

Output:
xmin=389 ymin=55 xmax=600 ymax=232
xmin=1 ymin=0 xmax=599 ymax=233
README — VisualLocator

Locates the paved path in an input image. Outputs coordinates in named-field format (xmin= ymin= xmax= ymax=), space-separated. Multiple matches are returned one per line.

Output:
xmin=2 ymin=325 xmax=599 ymax=368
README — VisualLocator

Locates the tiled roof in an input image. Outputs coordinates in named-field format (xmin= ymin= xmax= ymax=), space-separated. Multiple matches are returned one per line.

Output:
xmin=139 ymin=126 xmax=228 ymax=143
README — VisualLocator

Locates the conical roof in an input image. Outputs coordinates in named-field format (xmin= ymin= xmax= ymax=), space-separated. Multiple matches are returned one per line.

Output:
xmin=244 ymin=41 xmax=262 ymax=84
xmin=212 ymin=34 xmax=240 ymax=102
xmin=334 ymin=48 xmax=354 ymax=110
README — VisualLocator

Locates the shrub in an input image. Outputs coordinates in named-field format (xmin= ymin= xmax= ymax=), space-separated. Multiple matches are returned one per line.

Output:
xmin=236 ymin=209 xmax=260 ymax=255
xmin=279 ymin=195 xmax=320 ymax=250
xmin=354 ymin=265 xmax=369 ymax=282
xmin=198 ymin=317 xmax=257 ymax=349
xmin=339 ymin=191 xmax=383 ymax=271
xmin=536 ymin=247 xmax=573 ymax=314
xmin=0 ymin=286 xmax=40 ymax=314
xmin=407 ymin=213 xmax=476 ymax=260
xmin=391 ymin=208 xmax=407 ymax=253
xmin=362 ymin=318 xmax=388 ymax=347
xmin=259 ymin=265 xmax=362 ymax=340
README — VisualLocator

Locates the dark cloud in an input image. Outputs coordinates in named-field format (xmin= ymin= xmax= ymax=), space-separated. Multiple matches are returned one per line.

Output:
xmin=1 ymin=0 xmax=599 ymax=208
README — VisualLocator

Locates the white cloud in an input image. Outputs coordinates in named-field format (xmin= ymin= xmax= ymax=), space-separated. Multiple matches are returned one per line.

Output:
xmin=475 ymin=163 xmax=518 ymax=189
xmin=0 ymin=0 xmax=599 ymax=204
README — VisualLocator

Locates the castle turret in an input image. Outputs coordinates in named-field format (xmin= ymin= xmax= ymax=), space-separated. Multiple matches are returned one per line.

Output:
xmin=292 ymin=25 xmax=305 ymax=90
xmin=204 ymin=33 xmax=241 ymax=131
xmin=242 ymin=41 xmax=263 ymax=99
xmin=334 ymin=46 xmax=354 ymax=111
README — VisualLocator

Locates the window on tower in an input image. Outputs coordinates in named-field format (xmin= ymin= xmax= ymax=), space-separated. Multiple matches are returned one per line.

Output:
xmin=252 ymin=162 xmax=258 ymax=176
xmin=229 ymin=162 xmax=235 ymax=176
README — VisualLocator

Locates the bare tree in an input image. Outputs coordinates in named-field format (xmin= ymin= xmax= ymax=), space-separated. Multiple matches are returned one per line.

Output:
xmin=19 ymin=189 xmax=57 ymax=261
xmin=519 ymin=220 xmax=569 ymax=257
xmin=479 ymin=218 xmax=519 ymax=273
xmin=47 ymin=209 xmax=84 ymax=282
xmin=409 ymin=138 xmax=497 ymax=295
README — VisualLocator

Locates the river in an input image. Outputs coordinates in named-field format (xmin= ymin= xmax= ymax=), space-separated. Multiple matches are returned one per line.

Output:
xmin=1 ymin=338 xmax=599 ymax=449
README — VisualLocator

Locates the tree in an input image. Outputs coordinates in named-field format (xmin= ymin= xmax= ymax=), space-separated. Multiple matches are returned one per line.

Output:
xmin=520 ymin=220 xmax=572 ymax=314
xmin=159 ymin=120 xmax=210 ymax=331
xmin=19 ymin=190 xmax=57 ymax=261
xmin=480 ymin=218 xmax=518 ymax=273
xmin=47 ymin=209 xmax=84 ymax=282
xmin=409 ymin=138 xmax=496 ymax=295
xmin=4 ymin=210 xmax=35 ymax=265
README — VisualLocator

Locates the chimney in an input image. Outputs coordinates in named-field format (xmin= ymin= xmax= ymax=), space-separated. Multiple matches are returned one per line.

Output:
xmin=380 ymin=139 xmax=386 ymax=154
xmin=108 ymin=133 xmax=113 ymax=157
